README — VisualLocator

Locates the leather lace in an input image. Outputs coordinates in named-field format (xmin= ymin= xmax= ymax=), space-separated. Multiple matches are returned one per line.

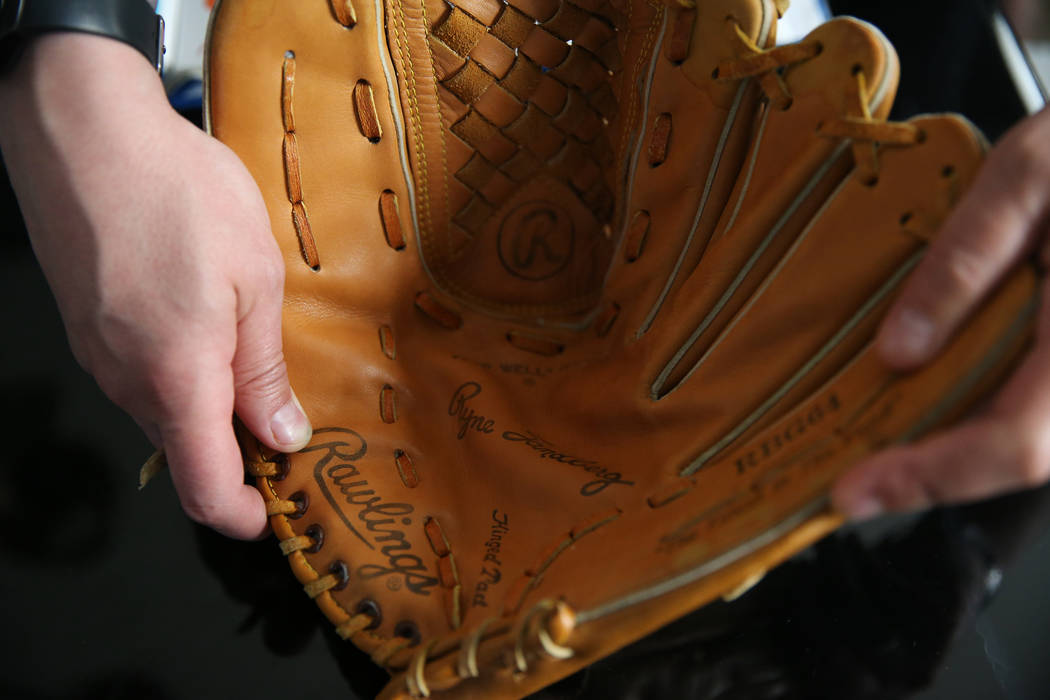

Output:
xmin=715 ymin=21 xmax=922 ymax=183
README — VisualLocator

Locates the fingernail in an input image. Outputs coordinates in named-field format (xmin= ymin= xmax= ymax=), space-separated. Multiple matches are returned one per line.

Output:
xmin=271 ymin=391 xmax=312 ymax=449
xmin=844 ymin=497 xmax=884 ymax=522
xmin=883 ymin=308 xmax=935 ymax=361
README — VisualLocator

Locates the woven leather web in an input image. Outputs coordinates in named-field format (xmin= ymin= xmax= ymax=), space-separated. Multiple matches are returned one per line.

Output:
xmin=429 ymin=0 xmax=623 ymax=239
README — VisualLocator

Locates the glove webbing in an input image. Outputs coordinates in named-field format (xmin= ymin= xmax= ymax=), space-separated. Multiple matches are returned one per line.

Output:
xmin=427 ymin=0 xmax=621 ymax=239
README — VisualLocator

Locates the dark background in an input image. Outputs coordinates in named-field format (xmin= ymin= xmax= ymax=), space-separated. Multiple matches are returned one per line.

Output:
xmin=3 ymin=1 xmax=1050 ymax=698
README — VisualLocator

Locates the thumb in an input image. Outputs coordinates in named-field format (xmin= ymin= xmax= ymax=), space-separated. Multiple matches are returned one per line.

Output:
xmin=232 ymin=270 xmax=312 ymax=452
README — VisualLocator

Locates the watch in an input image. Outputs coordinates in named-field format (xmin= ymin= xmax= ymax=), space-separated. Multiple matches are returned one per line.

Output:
xmin=0 ymin=0 xmax=165 ymax=74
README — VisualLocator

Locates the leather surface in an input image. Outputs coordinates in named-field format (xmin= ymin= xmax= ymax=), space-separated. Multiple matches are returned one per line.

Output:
xmin=206 ymin=1 xmax=1038 ymax=697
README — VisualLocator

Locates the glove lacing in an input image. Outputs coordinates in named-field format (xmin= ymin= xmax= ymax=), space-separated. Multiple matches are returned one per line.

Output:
xmin=711 ymin=18 xmax=923 ymax=184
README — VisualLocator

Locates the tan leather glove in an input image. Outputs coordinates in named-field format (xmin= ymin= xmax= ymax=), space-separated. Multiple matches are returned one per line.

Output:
xmin=206 ymin=0 xmax=1037 ymax=697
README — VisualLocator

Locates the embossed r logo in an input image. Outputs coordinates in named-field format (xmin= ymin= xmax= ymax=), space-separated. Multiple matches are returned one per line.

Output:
xmin=498 ymin=202 xmax=574 ymax=281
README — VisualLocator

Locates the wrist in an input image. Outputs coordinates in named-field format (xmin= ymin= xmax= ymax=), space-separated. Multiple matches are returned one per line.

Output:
xmin=0 ymin=31 xmax=180 ymax=262
xmin=0 ymin=32 xmax=172 ymax=152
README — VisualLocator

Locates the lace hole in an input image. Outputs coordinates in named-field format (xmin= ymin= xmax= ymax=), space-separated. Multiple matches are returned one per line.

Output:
xmin=394 ymin=620 xmax=422 ymax=646
xmin=273 ymin=454 xmax=290 ymax=481
xmin=916 ymin=129 xmax=928 ymax=143
xmin=942 ymin=165 xmax=956 ymax=178
xmin=329 ymin=560 xmax=350 ymax=591
xmin=863 ymin=175 xmax=879 ymax=187
xmin=356 ymin=599 xmax=383 ymax=630
xmin=288 ymin=491 xmax=309 ymax=519
xmin=851 ymin=63 xmax=863 ymax=76
xmin=304 ymin=524 xmax=325 ymax=553
xmin=711 ymin=66 xmax=720 ymax=80
xmin=899 ymin=212 xmax=913 ymax=226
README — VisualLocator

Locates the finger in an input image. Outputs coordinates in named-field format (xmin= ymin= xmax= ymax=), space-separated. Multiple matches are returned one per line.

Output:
xmin=232 ymin=261 xmax=312 ymax=453
xmin=160 ymin=368 xmax=269 ymax=540
xmin=831 ymin=419 xmax=1043 ymax=519
xmin=878 ymin=107 xmax=1050 ymax=369
xmin=835 ymin=280 xmax=1050 ymax=519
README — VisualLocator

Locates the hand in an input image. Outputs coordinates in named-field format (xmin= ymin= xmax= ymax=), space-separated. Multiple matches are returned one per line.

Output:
xmin=0 ymin=34 xmax=311 ymax=539
xmin=833 ymin=106 xmax=1050 ymax=520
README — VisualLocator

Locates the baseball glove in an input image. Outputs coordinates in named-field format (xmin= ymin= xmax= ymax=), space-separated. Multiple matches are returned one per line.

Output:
xmin=205 ymin=0 xmax=1038 ymax=697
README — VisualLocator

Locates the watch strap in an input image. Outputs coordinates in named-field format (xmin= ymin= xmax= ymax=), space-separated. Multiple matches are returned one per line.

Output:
xmin=0 ymin=0 xmax=164 ymax=73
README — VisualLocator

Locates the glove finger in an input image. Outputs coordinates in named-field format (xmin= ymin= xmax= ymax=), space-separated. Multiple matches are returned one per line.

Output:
xmin=600 ymin=0 xmax=779 ymax=339
xmin=640 ymin=17 xmax=899 ymax=392
xmin=877 ymin=108 xmax=1050 ymax=369
xmin=835 ymin=275 xmax=1050 ymax=517
xmin=648 ymin=115 xmax=987 ymax=474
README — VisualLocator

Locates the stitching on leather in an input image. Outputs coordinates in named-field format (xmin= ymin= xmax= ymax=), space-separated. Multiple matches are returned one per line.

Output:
xmin=506 ymin=331 xmax=565 ymax=356
xmin=380 ymin=190 xmax=408 ymax=250
xmin=373 ymin=635 xmax=415 ymax=666
xmin=279 ymin=534 xmax=315 ymax=555
xmin=329 ymin=0 xmax=359 ymax=27
xmin=665 ymin=6 xmax=694 ymax=63
xmin=716 ymin=22 xmax=919 ymax=185
xmin=425 ymin=517 xmax=465 ymax=630
xmin=394 ymin=449 xmax=420 ymax=488
xmin=406 ymin=640 xmax=440 ymax=697
xmin=392 ymin=0 xmax=433 ymax=241
xmin=419 ymin=0 xmax=453 ymax=264
xmin=623 ymin=209 xmax=650 ymax=262
xmin=503 ymin=508 xmax=621 ymax=615
xmin=621 ymin=0 xmax=663 ymax=195
xmin=380 ymin=384 xmax=400 ymax=423
xmin=414 ymin=291 xmax=464 ymax=329
xmin=304 ymin=568 xmax=348 ymax=598
xmin=254 ymin=440 xmax=392 ymax=649
xmin=353 ymin=79 xmax=384 ymax=142
xmin=281 ymin=53 xmax=320 ymax=270
xmin=647 ymin=112 xmax=672 ymax=167
xmin=379 ymin=324 xmax=398 ymax=359
xmin=646 ymin=478 xmax=694 ymax=508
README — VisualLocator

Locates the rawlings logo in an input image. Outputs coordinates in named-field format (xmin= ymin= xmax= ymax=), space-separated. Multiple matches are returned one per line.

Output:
xmin=306 ymin=428 xmax=439 ymax=596
xmin=497 ymin=202 xmax=574 ymax=281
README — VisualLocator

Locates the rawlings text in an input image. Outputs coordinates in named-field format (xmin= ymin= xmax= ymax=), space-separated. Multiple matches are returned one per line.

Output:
xmin=306 ymin=428 xmax=439 ymax=596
